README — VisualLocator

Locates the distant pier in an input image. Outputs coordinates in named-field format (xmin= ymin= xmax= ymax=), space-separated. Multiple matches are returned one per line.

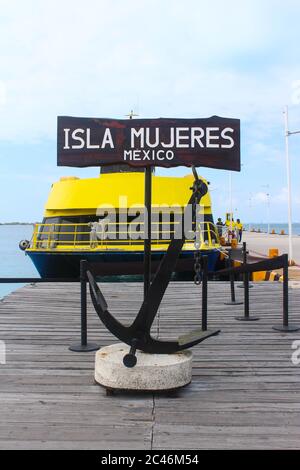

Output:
xmin=242 ymin=231 xmax=300 ymax=280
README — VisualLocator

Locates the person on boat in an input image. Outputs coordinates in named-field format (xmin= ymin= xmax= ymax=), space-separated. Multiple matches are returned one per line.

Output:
xmin=89 ymin=222 xmax=99 ymax=248
xmin=236 ymin=219 xmax=243 ymax=242
xmin=225 ymin=217 xmax=235 ymax=230
xmin=216 ymin=218 xmax=224 ymax=237
xmin=225 ymin=217 xmax=236 ymax=243
xmin=89 ymin=219 xmax=110 ymax=247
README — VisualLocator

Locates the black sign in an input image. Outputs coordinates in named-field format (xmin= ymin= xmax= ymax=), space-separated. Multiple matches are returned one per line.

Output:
xmin=57 ymin=116 xmax=240 ymax=171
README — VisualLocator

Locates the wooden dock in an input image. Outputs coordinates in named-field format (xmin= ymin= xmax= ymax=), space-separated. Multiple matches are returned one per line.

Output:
xmin=0 ymin=281 xmax=300 ymax=450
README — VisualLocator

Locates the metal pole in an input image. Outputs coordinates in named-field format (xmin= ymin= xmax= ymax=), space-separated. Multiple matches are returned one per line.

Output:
xmin=244 ymin=247 xmax=249 ymax=319
xmin=273 ymin=253 xmax=300 ymax=332
xmin=224 ymin=251 xmax=243 ymax=306
xmin=283 ymin=255 xmax=289 ymax=328
xmin=144 ymin=167 xmax=152 ymax=299
xmin=284 ymin=106 xmax=293 ymax=262
xmin=237 ymin=241 xmax=253 ymax=289
xmin=230 ymin=260 xmax=236 ymax=303
xmin=229 ymin=172 xmax=233 ymax=233
xmin=80 ymin=261 xmax=87 ymax=346
xmin=202 ymin=255 xmax=208 ymax=331
xmin=69 ymin=260 xmax=100 ymax=352
xmin=235 ymin=242 xmax=259 ymax=321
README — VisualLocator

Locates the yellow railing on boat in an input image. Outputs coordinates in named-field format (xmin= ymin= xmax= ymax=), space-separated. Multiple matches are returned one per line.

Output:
xmin=28 ymin=221 xmax=220 ymax=252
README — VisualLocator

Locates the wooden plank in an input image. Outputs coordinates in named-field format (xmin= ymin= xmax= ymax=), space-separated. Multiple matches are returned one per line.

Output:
xmin=0 ymin=281 xmax=299 ymax=449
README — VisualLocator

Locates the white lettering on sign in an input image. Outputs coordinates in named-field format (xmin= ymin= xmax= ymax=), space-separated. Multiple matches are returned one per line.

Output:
xmin=191 ymin=128 xmax=204 ymax=148
xmin=128 ymin=127 xmax=235 ymax=150
xmin=63 ymin=129 xmax=70 ymax=149
xmin=206 ymin=127 xmax=220 ymax=148
xmin=131 ymin=128 xmax=144 ymax=148
xmin=72 ymin=128 xmax=85 ymax=149
xmin=101 ymin=129 xmax=114 ymax=148
xmin=63 ymin=126 xmax=236 ymax=154
xmin=86 ymin=128 xmax=99 ymax=149
xmin=145 ymin=128 xmax=159 ymax=148
xmin=221 ymin=127 xmax=235 ymax=148
xmin=176 ymin=128 xmax=189 ymax=148
xmin=63 ymin=128 xmax=114 ymax=150
xmin=123 ymin=149 xmax=175 ymax=161
xmin=161 ymin=128 xmax=174 ymax=148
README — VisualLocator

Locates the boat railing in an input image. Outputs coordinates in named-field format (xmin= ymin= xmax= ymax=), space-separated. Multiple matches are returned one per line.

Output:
xmin=29 ymin=221 xmax=220 ymax=250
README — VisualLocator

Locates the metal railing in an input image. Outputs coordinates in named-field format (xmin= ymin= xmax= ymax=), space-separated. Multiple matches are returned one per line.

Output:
xmin=29 ymin=221 xmax=220 ymax=250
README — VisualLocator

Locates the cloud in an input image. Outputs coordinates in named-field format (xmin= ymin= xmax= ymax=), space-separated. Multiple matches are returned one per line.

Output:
xmin=0 ymin=81 xmax=7 ymax=106
xmin=251 ymin=187 xmax=300 ymax=206
xmin=0 ymin=0 xmax=300 ymax=142
xmin=248 ymin=143 xmax=283 ymax=164
xmin=0 ymin=172 xmax=54 ymax=183
xmin=272 ymin=187 xmax=300 ymax=205
xmin=252 ymin=192 xmax=269 ymax=204
xmin=291 ymin=80 xmax=300 ymax=105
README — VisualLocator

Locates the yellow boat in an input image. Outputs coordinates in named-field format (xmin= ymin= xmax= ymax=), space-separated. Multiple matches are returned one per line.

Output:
xmin=20 ymin=167 xmax=221 ymax=278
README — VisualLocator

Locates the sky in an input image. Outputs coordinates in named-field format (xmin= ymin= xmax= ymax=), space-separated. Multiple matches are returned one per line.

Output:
xmin=0 ymin=0 xmax=300 ymax=223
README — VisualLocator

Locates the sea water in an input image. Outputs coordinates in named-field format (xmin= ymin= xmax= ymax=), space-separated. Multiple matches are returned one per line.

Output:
xmin=245 ymin=223 xmax=300 ymax=235
xmin=0 ymin=225 xmax=39 ymax=299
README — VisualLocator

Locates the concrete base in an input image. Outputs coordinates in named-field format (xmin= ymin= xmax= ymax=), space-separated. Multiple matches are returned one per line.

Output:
xmin=94 ymin=343 xmax=193 ymax=391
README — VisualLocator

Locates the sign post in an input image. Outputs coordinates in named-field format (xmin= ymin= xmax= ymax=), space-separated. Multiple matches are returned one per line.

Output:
xmin=144 ymin=166 xmax=152 ymax=298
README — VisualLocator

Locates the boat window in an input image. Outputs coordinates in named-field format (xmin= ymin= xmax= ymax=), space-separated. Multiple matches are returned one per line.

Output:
xmin=38 ymin=217 xmax=59 ymax=240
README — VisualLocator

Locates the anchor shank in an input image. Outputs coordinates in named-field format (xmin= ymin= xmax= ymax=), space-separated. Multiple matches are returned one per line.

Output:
xmin=132 ymin=178 xmax=207 ymax=333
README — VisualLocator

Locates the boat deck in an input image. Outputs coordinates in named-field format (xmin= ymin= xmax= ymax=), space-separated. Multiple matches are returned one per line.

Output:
xmin=0 ymin=281 xmax=300 ymax=449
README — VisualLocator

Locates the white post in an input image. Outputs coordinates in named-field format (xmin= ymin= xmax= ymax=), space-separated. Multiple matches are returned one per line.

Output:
xmin=248 ymin=193 xmax=252 ymax=232
xmin=284 ymin=105 xmax=293 ymax=262
xmin=267 ymin=192 xmax=270 ymax=234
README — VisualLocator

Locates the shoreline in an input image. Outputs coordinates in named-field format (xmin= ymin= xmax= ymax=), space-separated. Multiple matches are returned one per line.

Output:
xmin=0 ymin=223 xmax=34 ymax=226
